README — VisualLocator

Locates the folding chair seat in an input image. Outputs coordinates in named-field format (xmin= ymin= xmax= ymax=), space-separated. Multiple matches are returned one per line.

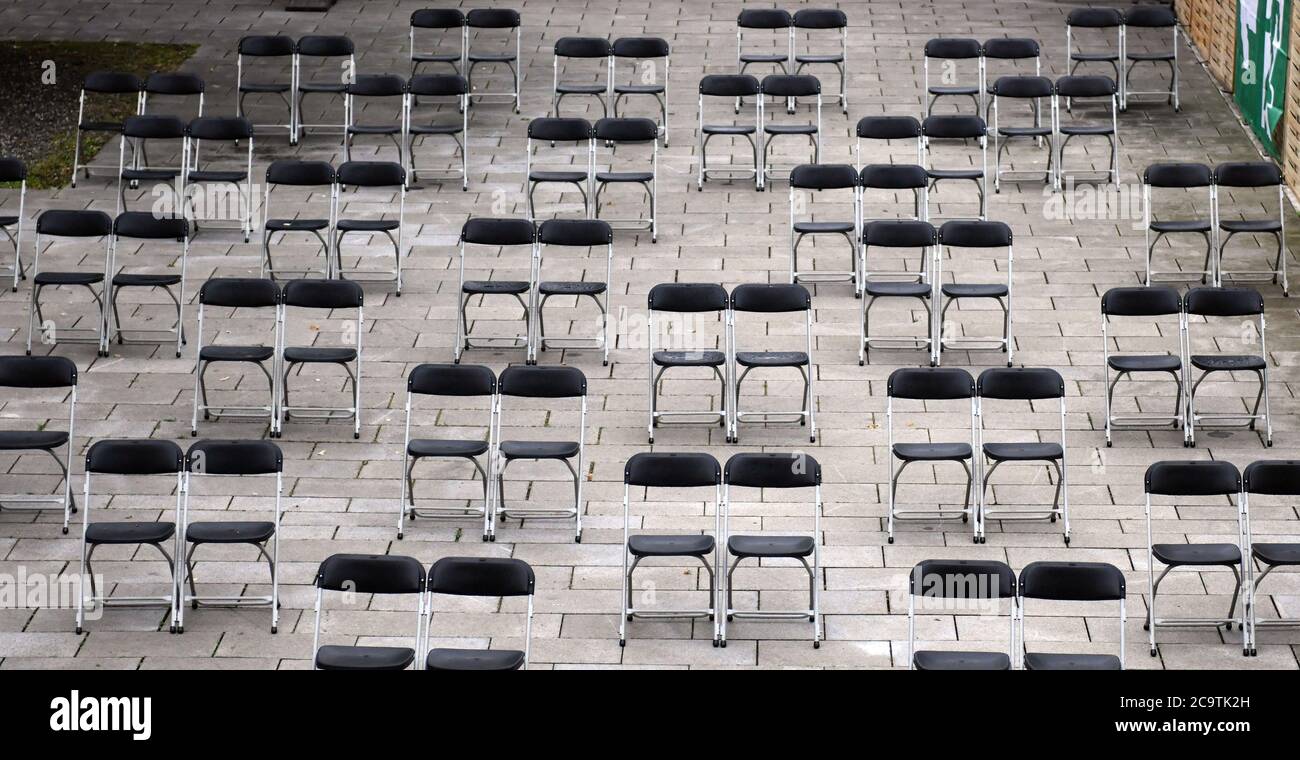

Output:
xmin=1019 ymin=561 xmax=1126 ymax=669
xmin=70 ymin=71 xmax=143 ymax=186
xmin=982 ymin=38 xmax=1041 ymax=118
xmin=790 ymin=9 xmax=848 ymax=114
xmin=1144 ymin=461 xmax=1245 ymax=657
xmin=410 ymin=9 xmax=467 ymax=77
xmin=1242 ymin=461 xmax=1300 ymax=656
xmin=988 ymin=76 xmax=1054 ymax=191
xmin=887 ymin=367 xmax=978 ymax=543
xmin=406 ymin=74 xmax=469 ymax=189
xmin=1054 ymin=75 xmax=1118 ymax=187
xmin=343 ymin=74 xmax=406 ymax=166
xmin=532 ymin=219 xmax=613 ymax=365
xmin=1182 ymin=287 xmax=1272 ymax=447
xmin=1141 ymin=162 xmax=1214 ymax=284
xmin=1213 ymin=162 xmax=1288 ymax=295
xmin=936 ymin=220 xmax=1013 ymax=364
xmin=720 ymin=452 xmax=823 ymax=648
xmin=1065 ymin=8 xmax=1123 ymax=88
xmin=788 ymin=163 xmax=858 ymax=292
xmin=1099 ymin=285 xmax=1184 ymax=446
xmin=1122 ymin=5 xmax=1179 ymax=111
xmin=115 ymin=115 xmax=187 ymax=214
xmin=106 ymin=212 xmax=189 ymax=357
xmin=312 ymin=554 xmax=425 ymax=670
xmin=736 ymin=9 xmax=793 ymax=87
xmin=593 ymin=117 xmax=659 ymax=241
xmin=493 ymin=365 xmax=587 ymax=542
xmin=551 ymin=37 xmax=611 ymax=118
xmin=465 ymin=8 xmax=522 ymax=113
xmin=455 ymin=217 xmax=535 ymax=363
xmin=279 ymin=279 xmax=364 ymax=439
xmin=334 ymin=161 xmax=406 ymax=293
xmin=854 ymin=115 xmax=924 ymax=170
xmin=261 ymin=160 xmax=336 ymax=280
xmin=759 ymin=74 xmax=821 ymax=185
xmin=621 ymin=452 xmax=722 ymax=647
xmin=908 ymin=559 xmax=1016 ymax=670
xmin=424 ymin=556 xmax=535 ymax=670
xmin=295 ymin=35 xmax=355 ymax=141
xmin=0 ymin=356 xmax=78 ymax=533
xmin=178 ymin=440 xmax=282 ymax=634
xmin=398 ymin=363 xmax=495 ymax=541
xmin=860 ymin=220 xmax=937 ymax=366
xmin=610 ymin=37 xmax=671 ymax=145
xmin=191 ymin=277 xmax=281 ymax=437
xmin=923 ymin=38 xmax=984 ymax=116
xmin=526 ymin=117 xmax=594 ymax=220
xmin=646 ymin=283 xmax=729 ymax=442
xmin=76 ymin=439 xmax=184 ymax=634
xmin=976 ymin=367 xmax=1069 ymax=544
xmin=697 ymin=74 xmax=762 ymax=190
xmin=25 ymin=210 xmax=113 ymax=357
xmin=0 ymin=157 xmax=27 ymax=291
xmin=727 ymin=283 xmax=816 ymax=443
xmin=921 ymin=115 xmax=988 ymax=220
xmin=236 ymin=36 xmax=297 ymax=144
xmin=181 ymin=117 xmax=255 ymax=242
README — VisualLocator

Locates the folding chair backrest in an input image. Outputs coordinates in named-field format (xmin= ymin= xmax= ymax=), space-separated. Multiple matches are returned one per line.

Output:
xmin=738 ymin=9 xmax=793 ymax=30
xmin=700 ymin=74 xmax=761 ymax=99
xmin=864 ymin=220 xmax=936 ymax=247
xmin=0 ymin=157 xmax=26 ymax=183
xmin=730 ymin=282 xmax=811 ymax=313
xmin=408 ymin=363 xmax=496 ymax=397
xmin=37 ymin=210 xmax=114 ymax=238
xmin=555 ymin=37 xmax=611 ymax=59
xmin=527 ymin=117 xmax=593 ymax=143
xmin=408 ymin=74 xmax=469 ymax=97
xmin=888 ymin=367 xmax=975 ymax=400
xmin=462 ymin=217 xmax=535 ymax=246
xmin=922 ymin=114 xmax=987 ymax=139
xmin=347 ymin=74 xmax=406 ymax=98
xmin=1214 ymin=161 xmax=1282 ymax=188
xmin=724 ymin=452 xmax=821 ymax=488
xmin=198 ymin=277 xmax=280 ymax=308
xmin=761 ymin=74 xmax=820 ymax=98
xmin=1144 ymin=460 xmax=1241 ymax=497
xmin=411 ymin=8 xmax=465 ymax=29
xmin=612 ymin=37 xmax=670 ymax=59
xmin=1054 ymin=75 xmax=1116 ymax=99
xmin=122 ymin=114 xmax=187 ymax=142
xmin=0 ymin=355 xmax=77 ymax=388
xmin=923 ymin=38 xmax=982 ymax=59
xmin=187 ymin=116 xmax=255 ymax=142
xmin=466 ymin=9 xmax=521 ymax=28
xmin=114 ymin=212 xmax=189 ymax=241
xmin=498 ymin=365 xmax=587 ymax=398
xmin=977 ymin=367 xmax=1064 ymax=400
xmin=594 ymin=117 xmax=659 ymax=143
xmin=990 ymin=75 xmax=1053 ymax=99
xmin=537 ymin=218 xmax=612 ymax=246
xmin=1183 ymin=286 xmax=1264 ymax=317
xmin=1100 ymin=285 xmax=1181 ymax=316
xmin=910 ymin=559 xmax=1015 ymax=598
xmin=239 ymin=35 xmax=296 ymax=57
xmin=1143 ymin=162 xmax=1212 ymax=188
xmin=281 ymin=278 xmax=364 ymax=309
xmin=428 ymin=556 xmax=535 ymax=596
xmin=266 ymin=160 xmax=335 ymax=187
xmin=83 ymin=71 xmax=142 ymax=94
xmin=790 ymin=163 xmax=857 ymax=190
xmin=625 ymin=451 xmax=721 ymax=488
xmin=1243 ymin=460 xmax=1300 ymax=496
xmin=983 ymin=38 xmax=1039 ymax=61
xmin=1067 ymin=8 xmax=1124 ymax=28
xmin=1019 ymin=561 xmax=1125 ymax=601
xmin=856 ymin=116 xmax=922 ymax=141
xmin=939 ymin=220 xmax=1012 ymax=247
xmin=337 ymin=160 xmax=406 ymax=188
xmin=296 ymin=35 xmax=355 ymax=59
xmin=316 ymin=553 xmax=425 ymax=593
xmin=145 ymin=72 xmax=205 ymax=97
xmin=647 ymin=282 xmax=728 ymax=312
xmin=793 ymin=8 xmax=848 ymax=30
xmin=1124 ymin=5 xmax=1177 ymax=27
xmin=860 ymin=164 xmax=928 ymax=189
xmin=186 ymin=439 xmax=283 ymax=475
xmin=86 ymin=438 xmax=183 ymax=475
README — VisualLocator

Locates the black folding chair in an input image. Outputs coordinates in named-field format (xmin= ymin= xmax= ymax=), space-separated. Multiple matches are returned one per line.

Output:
xmin=923 ymin=38 xmax=983 ymax=116
xmin=936 ymin=220 xmax=1014 ymax=365
xmin=552 ymin=37 xmax=611 ymax=118
xmin=455 ymin=218 xmax=535 ymax=363
xmin=792 ymin=9 xmax=848 ymax=114
xmin=976 ymin=367 xmax=1070 ymax=544
xmin=398 ymin=363 xmax=495 ymax=541
xmin=1182 ymin=287 xmax=1272 ymax=447
xmin=0 ymin=157 xmax=28 ymax=290
xmin=1054 ymin=75 xmax=1119 ymax=187
xmin=183 ymin=117 xmax=256 ymax=242
xmin=1242 ymin=460 xmax=1300 ymax=656
xmin=735 ymin=9 xmax=793 ymax=93
xmin=907 ymin=559 xmax=1016 ymax=670
xmin=720 ymin=452 xmax=823 ymax=648
xmin=532 ymin=219 xmax=613 ymax=365
xmin=593 ymin=117 xmax=659 ymax=241
xmin=788 ymin=163 xmax=859 ymax=293
xmin=344 ymin=73 xmax=407 ymax=164
xmin=107 ymin=212 xmax=189 ymax=357
xmin=70 ymin=71 xmax=143 ymax=186
xmin=1144 ymin=460 xmax=1245 ymax=657
xmin=921 ymin=115 xmax=988 ymax=220
xmin=855 ymin=115 xmax=924 ymax=170
xmin=859 ymin=163 xmax=929 ymax=224
xmin=492 ymin=365 xmax=588 ymax=542
xmin=1213 ymin=162 xmax=1288 ymax=295
xmin=465 ymin=8 xmax=522 ymax=113
xmin=25 ymin=210 xmax=112 ymax=357
xmin=116 ymin=115 xmax=187 ymax=214
xmin=409 ymin=8 xmax=466 ymax=77
xmin=697 ymin=74 xmax=762 ymax=190
xmin=294 ymin=35 xmax=355 ymax=142
xmin=179 ymin=439 xmax=283 ymax=634
xmin=727 ymin=283 xmax=817 ymax=443
xmin=860 ymin=220 xmax=937 ymax=366
xmin=621 ymin=452 xmax=722 ymax=647
xmin=886 ymin=367 xmax=977 ymax=543
xmin=1100 ymin=286 xmax=1185 ymax=446
xmin=1142 ymin=163 xmax=1214 ymax=285
xmin=526 ymin=117 xmax=594 ymax=220
xmin=261 ymin=160 xmax=336 ymax=280
xmin=988 ymin=75 xmax=1054 ymax=192
xmin=312 ymin=553 xmax=425 ymax=670
xmin=1122 ymin=4 xmax=1179 ymax=111
xmin=1065 ymin=8 xmax=1123 ymax=98
xmin=610 ymin=37 xmax=671 ymax=145
xmin=760 ymin=74 xmax=821 ymax=185
xmin=406 ymin=74 xmax=469 ymax=189
xmin=982 ymin=38 xmax=1041 ymax=119
xmin=646 ymin=283 xmax=729 ymax=443
xmin=0 ymin=356 xmax=78 ymax=533
xmin=191 ymin=278 xmax=281 ymax=437
xmin=334 ymin=161 xmax=407 ymax=293
xmin=236 ymin=36 xmax=297 ymax=144
xmin=279 ymin=279 xmax=364 ymax=439
xmin=76 ymin=439 xmax=184 ymax=634
xmin=1019 ymin=561 xmax=1126 ymax=669
xmin=424 ymin=557 xmax=535 ymax=670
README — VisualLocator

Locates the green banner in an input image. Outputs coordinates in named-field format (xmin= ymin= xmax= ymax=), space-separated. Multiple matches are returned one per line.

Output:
xmin=1235 ymin=0 xmax=1292 ymax=156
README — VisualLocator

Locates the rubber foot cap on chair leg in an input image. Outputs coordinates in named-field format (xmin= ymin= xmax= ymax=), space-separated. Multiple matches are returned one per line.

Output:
xmin=1150 ymin=648 xmax=1158 ymax=657
xmin=720 ymin=640 xmax=727 ymax=647
xmin=619 ymin=639 xmax=626 ymax=647
xmin=62 ymin=526 xmax=68 ymax=535
xmin=271 ymin=626 xmax=277 ymax=634
xmin=887 ymin=536 xmax=894 ymax=544
xmin=712 ymin=639 xmax=719 ymax=647
xmin=76 ymin=627 xmax=82 ymax=634
xmin=813 ymin=640 xmax=820 ymax=649
xmin=397 ymin=532 xmax=403 ymax=540
xmin=1226 ymin=622 xmax=1233 ymax=630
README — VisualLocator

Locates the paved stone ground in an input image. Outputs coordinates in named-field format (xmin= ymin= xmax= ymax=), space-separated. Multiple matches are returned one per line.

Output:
xmin=1 ymin=0 xmax=1298 ymax=669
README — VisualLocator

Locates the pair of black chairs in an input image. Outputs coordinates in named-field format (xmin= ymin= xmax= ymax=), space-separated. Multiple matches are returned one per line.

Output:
xmin=191 ymin=277 xmax=364 ymax=440
xmin=855 ymin=114 xmax=990 ymax=221
xmin=645 ymin=282 xmax=816 ymax=445
xmin=619 ymin=451 xmax=823 ymax=648
xmin=735 ymin=8 xmax=849 ymax=113
xmin=908 ymin=559 xmax=1126 ymax=669
xmin=549 ymin=36 xmax=671 ymax=144
xmin=407 ymin=9 xmax=522 ymax=112
xmin=313 ymin=554 xmax=535 ymax=670
xmin=455 ymin=218 xmax=614 ymax=366
xmin=1066 ymin=5 xmax=1180 ymax=111
xmin=74 ymin=438 xmax=282 ymax=635
xmin=921 ymin=37 xmax=1042 ymax=117
xmin=261 ymin=159 xmax=407 ymax=293
xmin=887 ymin=367 xmax=1071 ymax=545
xmin=697 ymin=73 xmax=823 ymax=190
xmin=987 ymin=74 xmax=1120 ymax=191
xmin=24 ymin=209 xmax=189 ymax=358
xmin=1100 ymin=285 xmax=1272 ymax=448
xmin=396 ymin=363 xmax=588 ymax=543
xmin=236 ymin=34 xmax=358 ymax=143
xmin=1143 ymin=161 xmax=1289 ymax=295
